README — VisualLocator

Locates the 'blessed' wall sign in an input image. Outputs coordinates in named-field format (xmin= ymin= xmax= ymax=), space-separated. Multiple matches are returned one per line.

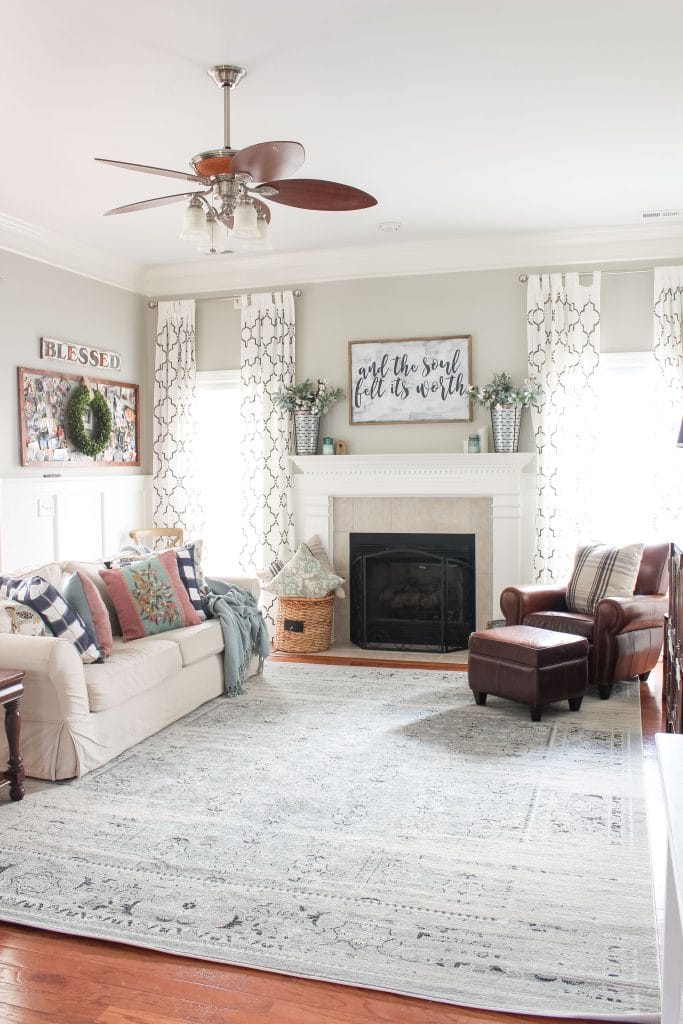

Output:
xmin=40 ymin=337 xmax=121 ymax=371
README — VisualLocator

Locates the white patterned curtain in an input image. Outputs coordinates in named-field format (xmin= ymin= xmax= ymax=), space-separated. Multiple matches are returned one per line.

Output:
xmin=153 ymin=300 xmax=205 ymax=537
xmin=239 ymin=290 xmax=295 ymax=573
xmin=527 ymin=272 xmax=601 ymax=582
xmin=653 ymin=267 xmax=683 ymax=542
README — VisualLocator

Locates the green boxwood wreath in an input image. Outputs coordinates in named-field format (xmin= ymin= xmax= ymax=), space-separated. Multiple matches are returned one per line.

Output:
xmin=66 ymin=384 xmax=113 ymax=458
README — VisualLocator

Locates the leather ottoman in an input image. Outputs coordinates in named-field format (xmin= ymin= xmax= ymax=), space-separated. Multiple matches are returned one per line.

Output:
xmin=468 ymin=625 xmax=589 ymax=722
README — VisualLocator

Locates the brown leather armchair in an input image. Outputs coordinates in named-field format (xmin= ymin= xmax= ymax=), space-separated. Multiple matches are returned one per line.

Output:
xmin=500 ymin=543 xmax=669 ymax=699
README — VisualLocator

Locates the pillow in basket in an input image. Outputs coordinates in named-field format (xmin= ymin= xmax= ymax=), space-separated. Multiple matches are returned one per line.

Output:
xmin=566 ymin=542 xmax=645 ymax=615
xmin=268 ymin=544 xmax=344 ymax=599
xmin=257 ymin=535 xmax=345 ymax=598
xmin=99 ymin=550 xmax=201 ymax=642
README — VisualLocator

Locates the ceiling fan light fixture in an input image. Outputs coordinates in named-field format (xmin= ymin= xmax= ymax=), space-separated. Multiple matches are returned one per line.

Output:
xmin=231 ymin=199 xmax=259 ymax=240
xmin=180 ymin=197 xmax=209 ymax=241
xmin=97 ymin=63 xmax=378 ymax=254
xmin=241 ymin=214 xmax=272 ymax=253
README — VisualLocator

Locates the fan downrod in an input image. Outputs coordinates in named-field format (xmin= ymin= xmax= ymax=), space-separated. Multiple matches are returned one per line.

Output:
xmin=208 ymin=65 xmax=246 ymax=151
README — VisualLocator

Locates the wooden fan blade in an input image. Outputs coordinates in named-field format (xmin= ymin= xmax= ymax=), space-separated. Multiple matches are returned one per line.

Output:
xmin=262 ymin=179 xmax=377 ymax=211
xmin=104 ymin=192 xmax=204 ymax=216
xmin=95 ymin=158 xmax=203 ymax=183
xmin=232 ymin=142 xmax=305 ymax=183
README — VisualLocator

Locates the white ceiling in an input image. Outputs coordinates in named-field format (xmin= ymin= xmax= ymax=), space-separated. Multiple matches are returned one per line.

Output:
xmin=3 ymin=0 xmax=683 ymax=283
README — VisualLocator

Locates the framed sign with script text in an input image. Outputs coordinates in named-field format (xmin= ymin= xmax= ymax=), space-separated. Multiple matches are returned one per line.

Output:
xmin=348 ymin=336 xmax=472 ymax=424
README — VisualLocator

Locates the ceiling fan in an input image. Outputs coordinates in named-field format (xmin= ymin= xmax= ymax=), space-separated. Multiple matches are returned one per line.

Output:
xmin=96 ymin=65 xmax=377 ymax=253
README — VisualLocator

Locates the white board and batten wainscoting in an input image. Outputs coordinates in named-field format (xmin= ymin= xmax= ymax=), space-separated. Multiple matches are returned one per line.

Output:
xmin=0 ymin=476 xmax=152 ymax=572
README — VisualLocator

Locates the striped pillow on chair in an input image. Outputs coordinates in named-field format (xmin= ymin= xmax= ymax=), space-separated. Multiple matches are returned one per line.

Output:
xmin=566 ymin=543 xmax=645 ymax=614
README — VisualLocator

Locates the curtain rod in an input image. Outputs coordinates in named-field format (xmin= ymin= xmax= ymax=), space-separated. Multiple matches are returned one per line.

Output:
xmin=147 ymin=289 xmax=302 ymax=310
xmin=518 ymin=268 xmax=654 ymax=283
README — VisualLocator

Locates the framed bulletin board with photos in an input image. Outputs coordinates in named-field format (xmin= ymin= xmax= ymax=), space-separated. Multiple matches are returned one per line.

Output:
xmin=348 ymin=335 xmax=472 ymax=424
xmin=18 ymin=367 xmax=140 ymax=467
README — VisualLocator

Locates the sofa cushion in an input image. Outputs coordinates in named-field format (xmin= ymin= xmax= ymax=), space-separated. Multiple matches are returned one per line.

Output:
xmin=149 ymin=620 xmax=224 ymax=668
xmin=84 ymin=636 xmax=183 ymax=712
xmin=99 ymin=551 xmax=201 ymax=641
xmin=0 ymin=599 xmax=48 ymax=636
xmin=62 ymin=560 xmax=122 ymax=636
xmin=7 ymin=561 xmax=64 ymax=591
xmin=0 ymin=575 xmax=102 ymax=663
xmin=63 ymin=571 xmax=114 ymax=657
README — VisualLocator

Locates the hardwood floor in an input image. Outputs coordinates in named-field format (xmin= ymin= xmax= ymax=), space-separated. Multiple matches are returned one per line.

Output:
xmin=0 ymin=662 xmax=666 ymax=1024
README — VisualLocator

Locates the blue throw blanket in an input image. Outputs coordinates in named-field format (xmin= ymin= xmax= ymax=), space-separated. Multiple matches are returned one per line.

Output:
xmin=203 ymin=577 xmax=270 ymax=696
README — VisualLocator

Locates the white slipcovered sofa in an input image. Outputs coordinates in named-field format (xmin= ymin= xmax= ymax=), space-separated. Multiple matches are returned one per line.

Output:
xmin=0 ymin=562 xmax=261 ymax=781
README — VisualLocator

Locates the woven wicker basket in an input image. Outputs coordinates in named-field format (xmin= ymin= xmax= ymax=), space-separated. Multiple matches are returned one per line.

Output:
xmin=274 ymin=592 xmax=335 ymax=653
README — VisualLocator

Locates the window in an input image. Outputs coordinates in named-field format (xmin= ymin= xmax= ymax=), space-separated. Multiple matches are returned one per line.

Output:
xmin=196 ymin=371 xmax=241 ymax=573
xmin=593 ymin=352 xmax=680 ymax=544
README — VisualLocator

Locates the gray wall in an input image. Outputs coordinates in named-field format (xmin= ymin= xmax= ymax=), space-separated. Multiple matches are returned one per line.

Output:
xmin=1 ymin=250 xmax=148 ymax=476
xmin=192 ymin=264 xmax=657 ymax=455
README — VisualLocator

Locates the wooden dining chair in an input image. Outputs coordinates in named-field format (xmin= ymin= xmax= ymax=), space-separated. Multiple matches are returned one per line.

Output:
xmin=128 ymin=528 xmax=184 ymax=551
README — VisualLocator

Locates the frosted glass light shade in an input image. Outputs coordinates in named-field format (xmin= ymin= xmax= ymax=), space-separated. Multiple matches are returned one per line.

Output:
xmin=197 ymin=212 xmax=223 ymax=254
xmin=242 ymin=217 xmax=272 ymax=252
xmin=180 ymin=201 xmax=209 ymax=242
xmin=232 ymin=200 xmax=259 ymax=239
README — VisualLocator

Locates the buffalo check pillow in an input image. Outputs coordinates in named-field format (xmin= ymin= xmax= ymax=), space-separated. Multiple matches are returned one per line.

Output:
xmin=0 ymin=575 xmax=102 ymax=663
xmin=565 ymin=542 xmax=645 ymax=615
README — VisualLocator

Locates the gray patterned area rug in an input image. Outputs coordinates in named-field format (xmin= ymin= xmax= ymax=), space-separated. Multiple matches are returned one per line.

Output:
xmin=0 ymin=664 xmax=660 ymax=1020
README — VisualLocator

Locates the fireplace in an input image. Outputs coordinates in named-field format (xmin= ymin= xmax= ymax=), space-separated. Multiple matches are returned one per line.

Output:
xmin=349 ymin=532 xmax=475 ymax=652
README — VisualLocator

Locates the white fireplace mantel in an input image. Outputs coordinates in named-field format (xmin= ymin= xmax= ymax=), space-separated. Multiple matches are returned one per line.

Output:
xmin=290 ymin=452 xmax=537 ymax=621
xmin=290 ymin=452 xmax=535 ymax=494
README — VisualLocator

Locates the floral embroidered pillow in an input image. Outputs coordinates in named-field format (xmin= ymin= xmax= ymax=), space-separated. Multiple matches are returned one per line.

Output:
xmin=99 ymin=550 xmax=200 ymax=642
xmin=267 ymin=544 xmax=344 ymax=599
xmin=0 ymin=599 xmax=48 ymax=637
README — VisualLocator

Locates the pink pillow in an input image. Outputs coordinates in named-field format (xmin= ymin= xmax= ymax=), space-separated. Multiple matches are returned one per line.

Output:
xmin=99 ymin=550 xmax=200 ymax=642
xmin=63 ymin=570 xmax=114 ymax=657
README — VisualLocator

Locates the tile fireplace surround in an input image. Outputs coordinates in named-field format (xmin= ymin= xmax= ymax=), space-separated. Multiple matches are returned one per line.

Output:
xmin=290 ymin=453 xmax=536 ymax=642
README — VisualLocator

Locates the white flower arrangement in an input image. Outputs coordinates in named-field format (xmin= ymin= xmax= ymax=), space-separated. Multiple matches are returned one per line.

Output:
xmin=274 ymin=378 xmax=345 ymax=415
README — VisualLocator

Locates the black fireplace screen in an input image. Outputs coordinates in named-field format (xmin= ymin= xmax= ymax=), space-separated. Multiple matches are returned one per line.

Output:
xmin=349 ymin=532 xmax=475 ymax=652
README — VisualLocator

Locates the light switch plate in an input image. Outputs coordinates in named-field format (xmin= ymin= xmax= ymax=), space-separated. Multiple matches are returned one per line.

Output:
xmin=37 ymin=496 xmax=54 ymax=517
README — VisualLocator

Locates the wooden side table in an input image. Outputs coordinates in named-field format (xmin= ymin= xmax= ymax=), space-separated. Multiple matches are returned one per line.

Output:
xmin=0 ymin=669 xmax=25 ymax=801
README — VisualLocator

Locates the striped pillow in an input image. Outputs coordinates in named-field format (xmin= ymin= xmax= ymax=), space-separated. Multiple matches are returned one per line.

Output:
xmin=566 ymin=543 xmax=645 ymax=614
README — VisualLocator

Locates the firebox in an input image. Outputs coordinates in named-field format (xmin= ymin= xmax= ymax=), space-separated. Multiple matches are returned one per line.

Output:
xmin=349 ymin=532 xmax=475 ymax=653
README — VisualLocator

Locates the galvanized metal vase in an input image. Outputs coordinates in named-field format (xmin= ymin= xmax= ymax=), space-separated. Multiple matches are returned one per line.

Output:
xmin=293 ymin=412 xmax=321 ymax=455
xmin=490 ymin=404 xmax=522 ymax=453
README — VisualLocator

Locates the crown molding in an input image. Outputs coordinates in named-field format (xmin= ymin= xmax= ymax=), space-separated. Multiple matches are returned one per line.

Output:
xmin=0 ymin=211 xmax=145 ymax=293
xmin=141 ymin=222 xmax=683 ymax=296
xmin=2 ymin=206 xmax=683 ymax=298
